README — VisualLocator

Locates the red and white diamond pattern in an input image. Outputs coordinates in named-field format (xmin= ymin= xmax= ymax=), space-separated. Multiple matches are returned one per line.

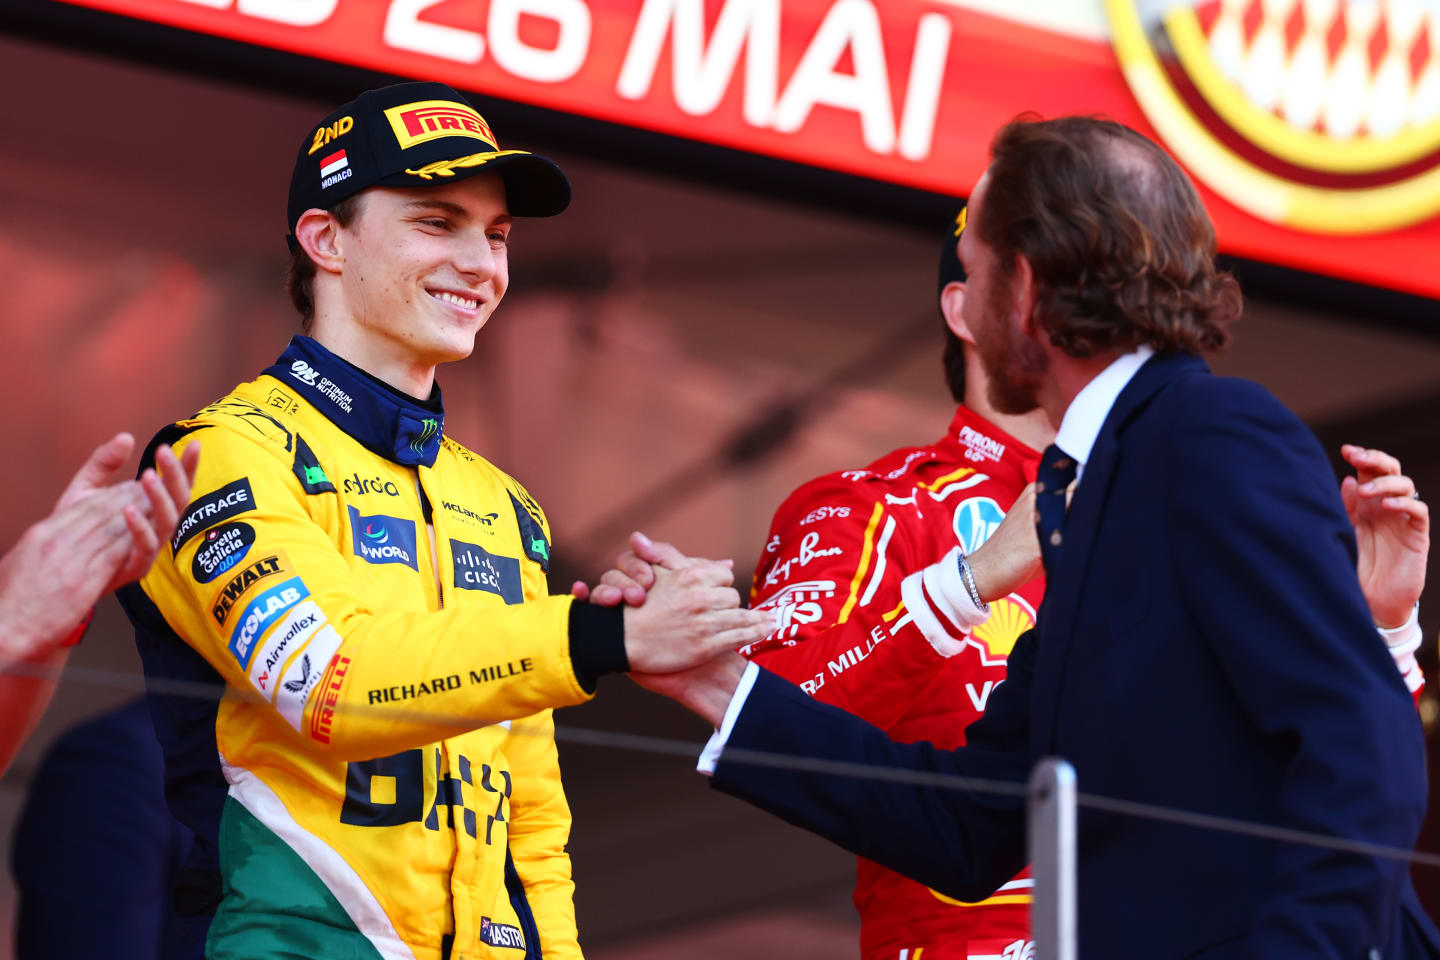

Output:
xmin=1196 ymin=0 xmax=1440 ymax=137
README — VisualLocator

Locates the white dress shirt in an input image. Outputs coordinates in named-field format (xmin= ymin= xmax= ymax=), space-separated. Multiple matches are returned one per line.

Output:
xmin=1052 ymin=345 xmax=1153 ymax=480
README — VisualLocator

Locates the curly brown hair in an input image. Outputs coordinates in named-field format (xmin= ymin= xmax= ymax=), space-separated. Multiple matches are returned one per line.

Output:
xmin=977 ymin=115 xmax=1241 ymax=358
xmin=286 ymin=193 xmax=365 ymax=333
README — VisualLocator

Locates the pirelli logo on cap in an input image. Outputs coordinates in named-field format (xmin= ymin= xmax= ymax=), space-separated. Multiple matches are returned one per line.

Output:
xmin=384 ymin=100 xmax=498 ymax=152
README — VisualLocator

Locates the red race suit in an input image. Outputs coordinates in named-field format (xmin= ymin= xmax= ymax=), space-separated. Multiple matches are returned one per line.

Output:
xmin=744 ymin=407 xmax=1043 ymax=960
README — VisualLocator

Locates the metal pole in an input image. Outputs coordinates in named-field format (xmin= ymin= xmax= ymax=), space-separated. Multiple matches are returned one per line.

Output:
xmin=1028 ymin=757 xmax=1077 ymax=960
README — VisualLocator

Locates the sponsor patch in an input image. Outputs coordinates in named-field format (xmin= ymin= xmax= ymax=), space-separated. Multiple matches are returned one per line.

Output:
xmin=479 ymin=917 xmax=526 ymax=951
xmin=173 ymin=478 xmax=254 ymax=552
xmin=228 ymin=576 xmax=309 ymax=670
xmin=192 ymin=522 xmax=256 ymax=584
xmin=508 ymin=491 xmax=549 ymax=572
xmin=384 ymin=100 xmax=498 ymax=151
xmin=210 ymin=552 xmax=287 ymax=628
xmin=349 ymin=506 xmax=418 ymax=569
xmin=953 ymin=497 xmax=1006 ymax=555
xmin=247 ymin=599 xmax=325 ymax=696
xmin=292 ymin=435 xmax=335 ymax=495
xmin=276 ymin=625 xmax=344 ymax=732
xmin=309 ymin=653 xmax=352 ymax=744
xmin=451 ymin=540 xmax=523 ymax=604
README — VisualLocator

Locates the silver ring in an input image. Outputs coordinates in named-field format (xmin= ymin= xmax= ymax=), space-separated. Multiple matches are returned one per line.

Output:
xmin=1413 ymin=491 xmax=1422 ymax=501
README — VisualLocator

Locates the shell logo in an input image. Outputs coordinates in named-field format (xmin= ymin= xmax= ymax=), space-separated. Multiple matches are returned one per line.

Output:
xmin=1107 ymin=0 xmax=1440 ymax=233
xmin=968 ymin=595 xmax=1037 ymax=666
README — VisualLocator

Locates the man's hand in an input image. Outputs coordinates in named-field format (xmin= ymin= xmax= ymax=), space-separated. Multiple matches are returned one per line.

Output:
xmin=1340 ymin=445 xmax=1427 ymax=629
xmin=631 ymin=651 xmax=750 ymax=728
xmin=0 ymin=435 xmax=200 ymax=665
xmin=967 ymin=481 xmax=1043 ymax=601
xmin=606 ymin=532 xmax=773 ymax=674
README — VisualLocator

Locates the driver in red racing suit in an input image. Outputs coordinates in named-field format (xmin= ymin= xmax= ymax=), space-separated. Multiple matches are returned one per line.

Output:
xmin=738 ymin=213 xmax=1431 ymax=960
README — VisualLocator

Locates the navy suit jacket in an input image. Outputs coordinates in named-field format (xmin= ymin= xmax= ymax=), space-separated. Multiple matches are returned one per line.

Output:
xmin=712 ymin=353 xmax=1433 ymax=958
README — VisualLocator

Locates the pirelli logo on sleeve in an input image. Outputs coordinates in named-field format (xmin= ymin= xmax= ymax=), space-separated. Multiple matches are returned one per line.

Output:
xmin=383 ymin=100 xmax=498 ymax=151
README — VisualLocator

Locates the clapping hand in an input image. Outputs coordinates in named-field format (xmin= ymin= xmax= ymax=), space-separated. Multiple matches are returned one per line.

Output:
xmin=1340 ymin=445 xmax=1427 ymax=629
xmin=0 ymin=434 xmax=200 ymax=664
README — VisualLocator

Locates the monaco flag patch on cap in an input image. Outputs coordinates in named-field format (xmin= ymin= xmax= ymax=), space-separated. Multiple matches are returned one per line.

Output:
xmin=319 ymin=149 xmax=352 ymax=189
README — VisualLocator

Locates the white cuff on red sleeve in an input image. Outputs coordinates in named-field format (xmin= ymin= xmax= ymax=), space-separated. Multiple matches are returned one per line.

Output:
xmin=1378 ymin=605 xmax=1424 ymax=694
xmin=898 ymin=548 xmax=991 ymax=659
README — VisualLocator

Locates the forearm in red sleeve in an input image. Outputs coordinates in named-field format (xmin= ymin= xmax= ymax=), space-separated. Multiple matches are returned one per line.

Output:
xmin=746 ymin=483 xmax=986 ymax=729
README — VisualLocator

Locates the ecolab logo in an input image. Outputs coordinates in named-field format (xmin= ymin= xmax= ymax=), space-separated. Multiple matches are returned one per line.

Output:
xmin=228 ymin=577 xmax=310 ymax=669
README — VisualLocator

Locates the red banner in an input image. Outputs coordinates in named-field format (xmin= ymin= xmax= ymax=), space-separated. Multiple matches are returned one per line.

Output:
xmin=51 ymin=0 xmax=1440 ymax=299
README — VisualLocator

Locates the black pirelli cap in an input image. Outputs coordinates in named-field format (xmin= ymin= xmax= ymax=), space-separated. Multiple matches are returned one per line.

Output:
xmin=286 ymin=81 xmax=571 ymax=250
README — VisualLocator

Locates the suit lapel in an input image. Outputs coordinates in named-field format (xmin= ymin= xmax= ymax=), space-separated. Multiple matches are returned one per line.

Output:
xmin=1029 ymin=352 xmax=1209 ymax=752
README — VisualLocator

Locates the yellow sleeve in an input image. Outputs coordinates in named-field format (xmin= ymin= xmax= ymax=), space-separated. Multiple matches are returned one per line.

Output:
xmin=142 ymin=426 xmax=594 ymax=762
xmin=505 ymin=710 xmax=582 ymax=959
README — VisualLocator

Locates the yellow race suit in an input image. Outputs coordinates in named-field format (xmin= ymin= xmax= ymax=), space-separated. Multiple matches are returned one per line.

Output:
xmin=121 ymin=335 xmax=612 ymax=960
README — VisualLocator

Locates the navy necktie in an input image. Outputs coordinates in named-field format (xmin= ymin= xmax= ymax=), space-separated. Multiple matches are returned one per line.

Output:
xmin=1036 ymin=444 xmax=1078 ymax=577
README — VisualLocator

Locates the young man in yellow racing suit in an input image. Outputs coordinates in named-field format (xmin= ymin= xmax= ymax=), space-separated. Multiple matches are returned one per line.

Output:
xmin=119 ymin=82 xmax=769 ymax=960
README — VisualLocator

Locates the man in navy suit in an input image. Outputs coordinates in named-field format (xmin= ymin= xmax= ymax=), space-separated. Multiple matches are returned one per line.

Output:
xmin=631 ymin=117 xmax=1431 ymax=957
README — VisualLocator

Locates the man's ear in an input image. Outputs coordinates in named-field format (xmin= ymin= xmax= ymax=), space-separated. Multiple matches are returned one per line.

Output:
xmin=940 ymin=281 xmax=973 ymax=345
xmin=294 ymin=208 xmax=346 ymax=276
xmin=1012 ymin=254 xmax=1039 ymax=339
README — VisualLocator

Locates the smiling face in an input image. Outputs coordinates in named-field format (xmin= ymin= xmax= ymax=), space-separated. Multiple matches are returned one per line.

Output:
xmin=331 ymin=173 xmax=512 ymax=368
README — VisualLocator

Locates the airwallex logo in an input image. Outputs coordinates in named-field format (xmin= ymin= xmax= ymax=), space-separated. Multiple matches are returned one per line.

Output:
xmin=348 ymin=506 xmax=418 ymax=570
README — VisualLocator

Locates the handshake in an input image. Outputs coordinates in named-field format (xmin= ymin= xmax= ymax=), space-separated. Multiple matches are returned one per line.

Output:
xmin=572 ymin=532 xmax=775 ymax=719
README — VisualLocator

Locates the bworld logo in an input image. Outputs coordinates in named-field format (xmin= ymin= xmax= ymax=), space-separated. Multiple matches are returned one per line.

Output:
xmin=348 ymin=506 xmax=418 ymax=570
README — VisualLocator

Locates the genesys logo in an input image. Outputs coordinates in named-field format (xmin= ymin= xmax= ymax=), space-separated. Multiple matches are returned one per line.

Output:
xmin=173 ymin=478 xmax=254 ymax=552
xmin=210 ymin=553 xmax=286 ymax=628
xmin=343 ymin=471 xmax=402 ymax=497
xmin=348 ymin=506 xmax=418 ymax=569
xmin=451 ymin=540 xmax=523 ymax=604
xmin=228 ymin=576 xmax=310 ymax=670
xmin=192 ymin=522 xmax=256 ymax=584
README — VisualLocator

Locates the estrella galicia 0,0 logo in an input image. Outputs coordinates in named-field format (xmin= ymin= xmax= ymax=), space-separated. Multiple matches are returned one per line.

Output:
xmin=348 ymin=506 xmax=418 ymax=570
xmin=228 ymin=576 xmax=309 ymax=670
xmin=192 ymin=522 xmax=256 ymax=584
